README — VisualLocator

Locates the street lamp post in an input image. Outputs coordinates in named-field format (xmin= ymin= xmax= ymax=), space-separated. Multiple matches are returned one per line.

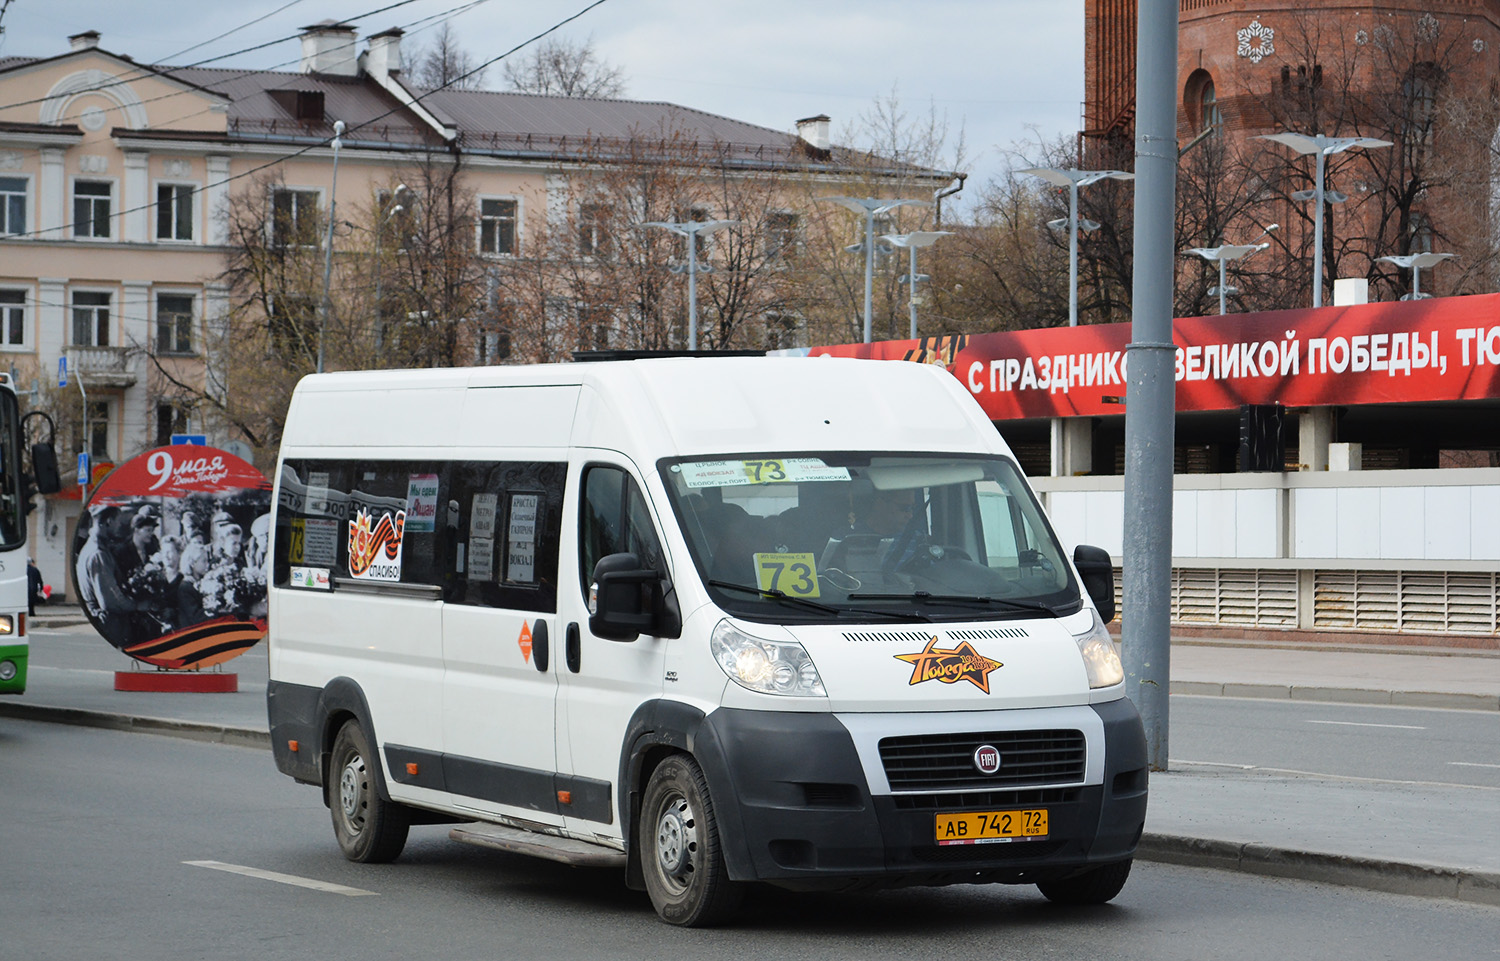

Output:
xmin=817 ymin=197 xmax=931 ymax=342
xmin=1376 ymin=251 xmax=1455 ymax=300
xmin=1184 ymin=224 xmax=1278 ymax=315
xmin=882 ymin=231 xmax=952 ymax=338
xmin=1257 ymin=133 xmax=1392 ymax=309
xmin=373 ymin=183 xmax=409 ymax=352
xmin=640 ymin=219 xmax=738 ymax=350
xmin=317 ymin=119 xmax=345 ymax=374
xmin=1019 ymin=167 xmax=1134 ymax=326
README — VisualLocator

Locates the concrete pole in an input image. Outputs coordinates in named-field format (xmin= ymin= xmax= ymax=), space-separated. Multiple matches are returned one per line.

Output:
xmin=317 ymin=121 xmax=344 ymax=375
xmin=907 ymin=246 xmax=920 ymax=339
xmin=1312 ymin=149 xmax=1326 ymax=309
xmin=1068 ymin=180 xmax=1081 ymax=327
xmin=687 ymin=232 xmax=699 ymax=351
xmin=863 ymin=211 xmax=876 ymax=343
xmin=1122 ymin=0 xmax=1178 ymax=772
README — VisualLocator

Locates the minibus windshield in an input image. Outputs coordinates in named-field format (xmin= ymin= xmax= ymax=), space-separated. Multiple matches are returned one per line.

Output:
xmin=659 ymin=453 xmax=1080 ymax=622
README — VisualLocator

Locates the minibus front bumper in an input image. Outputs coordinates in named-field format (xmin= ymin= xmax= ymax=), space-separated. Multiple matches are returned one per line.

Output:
xmin=691 ymin=697 xmax=1147 ymax=889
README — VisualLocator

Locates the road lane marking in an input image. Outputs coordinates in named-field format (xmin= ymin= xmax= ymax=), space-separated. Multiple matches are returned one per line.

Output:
xmin=1169 ymin=761 xmax=1500 ymax=790
xmin=1305 ymin=719 xmax=1426 ymax=730
xmin=184 ymin=860 xmax=378 ymax=896
xmin=1449 ymin=762 xmax=1500 ymax=769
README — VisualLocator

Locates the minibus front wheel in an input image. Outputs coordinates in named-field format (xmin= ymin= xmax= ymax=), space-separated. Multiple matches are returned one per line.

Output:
xmin=329 ymin=719 xmax=410 ymax=863
xmin=1036 ymin=858 xmax=1133 ymax=905
xmin=640 ymin=754 xmax=743 ymax=926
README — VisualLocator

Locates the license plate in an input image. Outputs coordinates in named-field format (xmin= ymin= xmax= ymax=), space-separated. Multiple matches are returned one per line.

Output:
xmin=935 ymin=808 xmax=1048 ymax=846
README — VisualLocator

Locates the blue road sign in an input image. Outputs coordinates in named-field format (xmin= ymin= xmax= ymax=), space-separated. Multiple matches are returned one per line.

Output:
xmin=170 ymin=434 xmax=208 ymax=446
xmin=58 ymin=357 xmax=67 ymax=388
xmin=77 ymin=452 xmax=89 ymax=486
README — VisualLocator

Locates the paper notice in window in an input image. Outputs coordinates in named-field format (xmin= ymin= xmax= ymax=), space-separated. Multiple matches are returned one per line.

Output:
xmin=471 ymin=492 xmax=498 ymax=539
xmin=469 ymin=536 xmax=493 ymax=580
xmin=507 ymin=493 xmax=539 ymax=583
xmin=301 ymin=517 xmax=339 ymax=566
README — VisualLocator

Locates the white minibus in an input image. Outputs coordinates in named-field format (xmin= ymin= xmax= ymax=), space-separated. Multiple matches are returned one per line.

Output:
xmin=267 ymin=356 xmax=1146 ymax=926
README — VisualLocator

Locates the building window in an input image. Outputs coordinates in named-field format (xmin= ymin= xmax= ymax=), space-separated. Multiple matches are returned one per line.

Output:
xmin=479 ymin=198 xmax=517 ymax=255
xmin=579 ymin=203 xmax=611 ymax=258
xmin=1410 ymin=212 xmax=1434 ymax=253
xmin=764 ymin=313 xmax=799 ymax=351
xmin=157 ymin=293 xmax=195 ymax=354
xmin=1200 ymin=79 xmax=1221 ymax=132
xmin=268 ymin=295 xmax=315 ymax=361
xmin=270 ymin=188 xmax=320 ymax=248
xmin=0 ymin=177 xmax=26 ymax=236
xmin=72 ymin=291 xmax=110 ymax=346
xmin=765 ymin=211 xmax=800 ymax=258
xmin=156 ymin=183 xmax=194 ymax=241
xmin=0 ymin=290 xmax=24 ymax=347
xmin=577 ymin=305 xmax=612 ymax=350
xmin=73 ymin=180 xmax=112 ymax=238
xmin=476 ymin=326 xmax=511 ymax=364
xmin=85 ymin=400 xmax=110 ymax=460
xmin=1185 ymin=69 xmax=1220 ymax=134
xmin=155 ymin=403 xmax=189 ymax=447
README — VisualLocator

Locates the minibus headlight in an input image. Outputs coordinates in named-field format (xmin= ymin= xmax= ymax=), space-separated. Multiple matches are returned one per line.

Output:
xmin=711 ymin=620 xmax=825 ymax=697
xmin=0 ymin=614 xmax=13 ymax=635
xmin=0 ymin=659 xmax=16 ymax=681
xmin=1074 ymin=610 xmax=1123 ymax=689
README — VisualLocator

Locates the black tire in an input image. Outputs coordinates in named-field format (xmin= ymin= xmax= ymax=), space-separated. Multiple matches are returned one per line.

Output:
xmin=328 ymin=720 xmax=409 ymax=863
xmin=639 ymin=755 xmax=743 ymax=926
xmin=1036 ymin=859 xmax=1133 ymax=905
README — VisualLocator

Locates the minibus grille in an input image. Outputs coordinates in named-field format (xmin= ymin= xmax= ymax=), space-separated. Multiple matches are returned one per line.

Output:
xmin=879 ymin=729 xmax=1086 ymax=792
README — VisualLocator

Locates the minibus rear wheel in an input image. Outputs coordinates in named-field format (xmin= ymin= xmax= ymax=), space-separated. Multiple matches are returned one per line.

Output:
xmin=329 ymin=719 xmax=410 ymax=863
xmin=1036 ymin=858 xmax=1132 ymax=905
xmin=640 ymin=754 xmax=743 ymax=926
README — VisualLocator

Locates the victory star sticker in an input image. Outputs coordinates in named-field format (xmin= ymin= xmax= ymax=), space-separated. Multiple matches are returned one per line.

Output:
xmin=895 ymin=637 xmax=1004 ymax=694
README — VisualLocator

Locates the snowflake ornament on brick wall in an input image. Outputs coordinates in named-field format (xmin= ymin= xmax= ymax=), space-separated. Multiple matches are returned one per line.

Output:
xmin=1237 ymin=20 xmax=1275 ymax=64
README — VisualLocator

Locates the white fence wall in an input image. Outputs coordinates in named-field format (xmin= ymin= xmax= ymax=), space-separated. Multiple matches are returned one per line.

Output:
xmin=1034 ymin=468 xmax=1500 ymax=635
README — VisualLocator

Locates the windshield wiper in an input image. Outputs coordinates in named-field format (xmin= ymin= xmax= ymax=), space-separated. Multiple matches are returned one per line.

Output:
xmin=847 ymin=591 xmax=1060 ymax=616
xmin=708 ymin=580 xmax=931 ymax=622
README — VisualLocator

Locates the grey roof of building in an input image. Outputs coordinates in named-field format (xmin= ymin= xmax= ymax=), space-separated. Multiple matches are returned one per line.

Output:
xmin=0 ymin=51 xmax=946 ymax=177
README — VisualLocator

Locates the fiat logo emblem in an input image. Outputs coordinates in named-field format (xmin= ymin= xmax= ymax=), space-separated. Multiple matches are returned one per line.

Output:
xmin=973 ymin=745 xmax=1002 ymax=775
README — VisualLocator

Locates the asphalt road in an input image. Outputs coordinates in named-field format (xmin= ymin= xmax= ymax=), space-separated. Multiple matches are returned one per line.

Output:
xmin=1169 ymin=694 xmax=1500 ymax=788
xmin=4 ymin=717 xmax=1498 ymax=961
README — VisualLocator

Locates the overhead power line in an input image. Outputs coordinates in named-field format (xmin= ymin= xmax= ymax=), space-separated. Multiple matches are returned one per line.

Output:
xmin=2 ymin=0 xmax=615 ymax=242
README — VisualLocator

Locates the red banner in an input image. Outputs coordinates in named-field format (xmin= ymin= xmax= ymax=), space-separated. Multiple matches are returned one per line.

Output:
xmin=805 ymin=293 xmax=1500 ymax=420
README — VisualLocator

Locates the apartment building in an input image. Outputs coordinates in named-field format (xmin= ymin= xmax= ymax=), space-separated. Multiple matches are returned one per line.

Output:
xmin=0 ymin=22 xmax=949 ymax=595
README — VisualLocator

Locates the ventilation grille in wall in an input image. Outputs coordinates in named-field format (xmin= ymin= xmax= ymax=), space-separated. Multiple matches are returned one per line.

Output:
xmin=1313 ymin=570 xmax=1499 ymax=635
xmin=1114 ymin=567 xmax=1297 ymax=629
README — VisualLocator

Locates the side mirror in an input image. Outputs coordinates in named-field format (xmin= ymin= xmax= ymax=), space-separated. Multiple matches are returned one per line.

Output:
xmin=29 ymin=442 xmax=61 ymax=497
xmin=589 ymin=552 xmax=681 ymax=642
xmin=1073 ymin=544 xmax=1116 ymax=623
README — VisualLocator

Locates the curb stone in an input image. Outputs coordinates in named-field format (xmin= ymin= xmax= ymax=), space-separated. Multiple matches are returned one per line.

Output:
xmin=1137 ymin=833 xmax=1500 ymax=908
xmin=1169 ymin=680 xmax=1500 ymax=712
xmin=0 ymin=702 xmax=269 ymax=749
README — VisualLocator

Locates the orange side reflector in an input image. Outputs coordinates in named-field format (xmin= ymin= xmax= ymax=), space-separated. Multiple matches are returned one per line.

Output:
xmin=557 ymin=790 xmax=572 ymax=805
xmin=287 ymin=739 xmax=299 ymax=752
xmin=17 ymin=613 xmax=25 ymax=636
xmin=406 ymin=762 xmax=420 ymax=776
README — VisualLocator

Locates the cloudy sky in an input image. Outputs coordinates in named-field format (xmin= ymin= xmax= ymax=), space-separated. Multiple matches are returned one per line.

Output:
xmin=2 ymin=0 xmax=1083 ymax=203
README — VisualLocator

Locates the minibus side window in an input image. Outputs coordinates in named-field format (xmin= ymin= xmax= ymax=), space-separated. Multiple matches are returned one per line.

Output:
xmin=579 ymin=466 xmax=665 ymax=596
xmin=446 ymin=460 xmax=565 ymax=613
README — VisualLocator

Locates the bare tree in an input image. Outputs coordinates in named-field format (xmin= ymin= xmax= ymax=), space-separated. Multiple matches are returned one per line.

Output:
xmin=501 ymin=36 xmax=625 ymax=98
xmin=495 ymin=127 xmax=807 ymax=359
xmin=148 ymin=156 xmax=493 ymax=463
xmin=410 ymin=23 xmax=486 ymax=90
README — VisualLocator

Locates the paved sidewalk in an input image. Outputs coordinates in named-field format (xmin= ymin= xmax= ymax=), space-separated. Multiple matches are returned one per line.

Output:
xmin=5 ymin=608 xmax=1499 ymax=907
